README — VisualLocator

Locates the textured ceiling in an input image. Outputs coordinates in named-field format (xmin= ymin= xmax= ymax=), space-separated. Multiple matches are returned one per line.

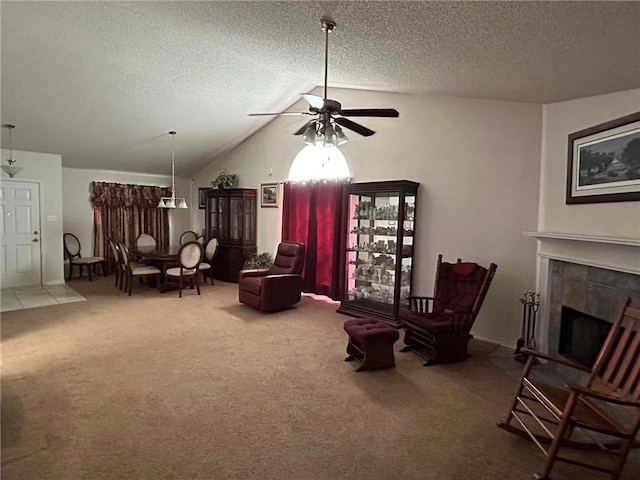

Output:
xmin=1 ymin=1 xmax=639 ymax=177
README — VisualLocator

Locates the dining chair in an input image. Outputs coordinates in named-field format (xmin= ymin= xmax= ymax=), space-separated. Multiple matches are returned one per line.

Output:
xmin=179 ymin=231 xmax=198 ymax=245
xmin=196 ymin=235 xmax=204 ymax=244
xmin=117 ymin=241 xmax=162 ymax=296
xmin=198 ymin=238 xmax=218 ymax=285
xmin=107 ymin=238 xmax=122 ymax=289
xmin=63 ymin=233 xmax=107 ymax=281
xmin=135 ymin=233 xmax=158 ymax=264
xmin=111 ymin=239 xmax=147 ymax=290
xmin=165 ymin=241 xmax=204 ymax=298
xmin=135 ymin=233 xmax=157 ymax=248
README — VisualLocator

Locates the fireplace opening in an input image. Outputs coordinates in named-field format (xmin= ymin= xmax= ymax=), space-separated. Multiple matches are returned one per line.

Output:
xmin=559 ymin=306 xmax=611 ymax=368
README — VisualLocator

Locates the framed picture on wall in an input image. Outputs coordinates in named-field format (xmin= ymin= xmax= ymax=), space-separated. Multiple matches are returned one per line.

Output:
xmin=198 ymin=188 xmax=210 ymax=209
xmin=260 ymin=183 xmax=279 ymax=208
xmin=566 ymin=111 xmax=640 ymax=204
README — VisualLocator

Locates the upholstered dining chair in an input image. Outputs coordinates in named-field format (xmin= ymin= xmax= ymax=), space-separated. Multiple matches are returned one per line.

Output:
xmin=134 ymin=233 xmax=158 ymax=264
xmin=135 ymin=233 xmax=157 ymax=248
xmin=109 ymin=238 xmax=145 ymax=290
xmin=198 ymin=238 xmax=218 ymax=285
xmin=63 ymin=233 xmax=107 ymax=281
xmin=165 ymin=241 xmax=204 ymax=297
xmin=399 ymin=254 xmax=497 ymax=365
xmin=179 ymin=230 xmax=198 ymax=245
xmin=107 ymin=238 xmax=122 ymax=288
xmin=117 ymin=241 xmax=161 ymax=296
xmin=238 ymin=241 xmax=305 ymax=312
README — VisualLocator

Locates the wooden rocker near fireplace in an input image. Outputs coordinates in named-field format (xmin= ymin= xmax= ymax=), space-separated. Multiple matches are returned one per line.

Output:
xmin=398 ymin=254 xmax=497 ymax=365
xmin=497 ymin=297 xmax=640 ymax=480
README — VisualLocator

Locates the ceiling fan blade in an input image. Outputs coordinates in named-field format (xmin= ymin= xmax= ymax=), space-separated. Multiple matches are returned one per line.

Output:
xmin=339 ymin=108 xmax=399 ymax=118
xmin=248 ymin=112 xmax=312 ymax=117
xmin=302 ymin=94 xmax=325 ymax=110
xmin=335 ymin=117 xmax=376 ymax=137
xmin=293 ymin=120 xmax=316 ymax=136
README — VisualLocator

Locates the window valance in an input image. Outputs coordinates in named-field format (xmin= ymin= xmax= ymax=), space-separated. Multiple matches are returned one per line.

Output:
xmin=91 ymin=182 xmax=171 ymax=209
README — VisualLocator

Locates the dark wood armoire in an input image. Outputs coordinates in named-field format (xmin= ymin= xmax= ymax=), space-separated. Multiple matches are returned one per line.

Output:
xmin=205 ymin=188 xmax=257 ymax=282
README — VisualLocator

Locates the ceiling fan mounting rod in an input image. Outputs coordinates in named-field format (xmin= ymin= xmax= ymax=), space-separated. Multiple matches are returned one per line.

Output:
xmin=321 ymin=18 xmax=335 ymax=101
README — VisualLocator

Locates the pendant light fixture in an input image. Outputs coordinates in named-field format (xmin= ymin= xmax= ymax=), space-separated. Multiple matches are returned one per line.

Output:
xmin=157 ymin=131 xmax=188 ymax=209
xmin=1 ymin=124 xmax=23 ymax=178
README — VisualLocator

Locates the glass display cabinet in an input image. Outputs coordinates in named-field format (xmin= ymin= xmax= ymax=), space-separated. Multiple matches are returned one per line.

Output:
xmin=337 ymin=180 xmax=419 ymax=327
xmin=205 ymin=188 xmax=256 ymax=282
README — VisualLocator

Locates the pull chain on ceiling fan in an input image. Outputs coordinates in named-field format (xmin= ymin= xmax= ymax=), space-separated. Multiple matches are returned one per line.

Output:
xmin=249 ymin=17 xmax=399 ymax=146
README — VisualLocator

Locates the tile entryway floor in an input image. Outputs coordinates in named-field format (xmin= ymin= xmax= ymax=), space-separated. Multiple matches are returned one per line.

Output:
xmin=1 ymin=284 xmax=86 ymax=312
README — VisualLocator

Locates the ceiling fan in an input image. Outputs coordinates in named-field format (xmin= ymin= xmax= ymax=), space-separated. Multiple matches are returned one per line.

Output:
xmin=249 ymin=17 xmax=399 ymax=146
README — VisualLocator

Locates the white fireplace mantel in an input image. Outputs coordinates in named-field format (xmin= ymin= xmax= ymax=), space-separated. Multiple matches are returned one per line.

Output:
xmin=526 ymin=231 xmax=639 ymax=354
xmin=524 ymin=231 xmax=640 ymax=275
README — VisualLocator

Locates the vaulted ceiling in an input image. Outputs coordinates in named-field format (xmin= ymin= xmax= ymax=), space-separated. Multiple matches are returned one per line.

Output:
xmin=1 ymin=1 xmax=639 ymax=177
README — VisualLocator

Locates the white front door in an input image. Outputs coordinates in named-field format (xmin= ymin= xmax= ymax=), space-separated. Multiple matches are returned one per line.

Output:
xmin=0 ymin=180 xmax=42 ymax=287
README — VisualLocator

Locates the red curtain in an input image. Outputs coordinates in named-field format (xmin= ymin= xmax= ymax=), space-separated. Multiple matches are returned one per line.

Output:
xmin=281 ymin=180 xmax=348 ymax=300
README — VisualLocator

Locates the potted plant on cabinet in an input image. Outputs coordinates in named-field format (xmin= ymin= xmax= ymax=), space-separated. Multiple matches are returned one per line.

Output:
xmin=211 ymin=170 xmax=237 ymax=189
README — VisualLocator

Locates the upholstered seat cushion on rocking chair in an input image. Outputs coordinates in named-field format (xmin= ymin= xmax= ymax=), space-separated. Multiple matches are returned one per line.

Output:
xmin=399 ymin=310 xmax=463 ymax=334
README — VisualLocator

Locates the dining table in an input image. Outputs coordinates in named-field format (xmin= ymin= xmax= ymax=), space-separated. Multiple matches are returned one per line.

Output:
xmin=129 ymin=245 xmax=181 ymax=292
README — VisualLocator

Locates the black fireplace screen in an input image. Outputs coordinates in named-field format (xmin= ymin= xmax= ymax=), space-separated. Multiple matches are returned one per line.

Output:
xmin=559 ymin=306 xmax=611 ymax=368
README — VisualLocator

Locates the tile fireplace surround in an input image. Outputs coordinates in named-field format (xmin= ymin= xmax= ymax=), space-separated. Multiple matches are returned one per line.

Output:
xmin=525 ymin=231 xmax=640 ymax=355
xmin=547 ymin=260 xmax=640 ymax=358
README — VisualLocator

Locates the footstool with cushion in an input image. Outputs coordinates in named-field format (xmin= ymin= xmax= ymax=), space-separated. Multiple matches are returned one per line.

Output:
xmin=343 ymin=318 xmax=400 ymax=371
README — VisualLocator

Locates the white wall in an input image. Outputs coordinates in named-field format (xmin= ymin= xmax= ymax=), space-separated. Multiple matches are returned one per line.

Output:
xmin=1 ymin=149 xmax=64 ymax=285
xmin=63 ymin=168 xmax=191 ymax=254
xmin=539 ymin=88 xmax=640 ymax=237
xmin=192 ymin=88 xmax=543 ymax=346
xmin=534 ymin=88 xmax=640 ymax=353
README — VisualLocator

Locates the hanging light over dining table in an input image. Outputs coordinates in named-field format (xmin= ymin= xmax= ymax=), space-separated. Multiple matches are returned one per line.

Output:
xmin=157 ymin=130 xmax=188 ymax=209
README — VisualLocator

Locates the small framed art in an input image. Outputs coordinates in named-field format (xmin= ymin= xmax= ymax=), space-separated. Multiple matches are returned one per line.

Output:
xmin=198 ymin=188 xmax=210 ymax=209
xmin=260 ymin=183 xmax=279 ymax=208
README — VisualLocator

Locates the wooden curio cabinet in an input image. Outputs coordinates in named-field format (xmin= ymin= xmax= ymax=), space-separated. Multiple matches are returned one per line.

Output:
xmin=205 ymin=188 xmax=257 ymax=282
xmin=337 ymin=180 xmax=419 ymax=327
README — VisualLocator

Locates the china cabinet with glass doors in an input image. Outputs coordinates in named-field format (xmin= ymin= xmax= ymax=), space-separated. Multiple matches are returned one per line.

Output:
xmin=205 ymin=188 xmax=257 ymax=282
xmin=337 ymin=180 xmax=419 ymax=327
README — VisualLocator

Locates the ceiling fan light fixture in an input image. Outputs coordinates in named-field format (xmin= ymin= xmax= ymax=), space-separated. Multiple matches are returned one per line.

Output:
xmin=288 ymin=143 xmax=350 ymax=182
xmin=302 ymin=123 xmax=317 ymax=144
xmin=249 ymin=17 xmax=397 ymax=145
xmin=335 ymin=125 xmax=348 ymax=146
xmin=323 ymin=122 xmax=338 ymax=146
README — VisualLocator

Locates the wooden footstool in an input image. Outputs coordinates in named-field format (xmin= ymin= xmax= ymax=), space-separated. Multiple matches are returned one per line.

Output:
xmin=343 ymin=318 xmax=399 ymax=371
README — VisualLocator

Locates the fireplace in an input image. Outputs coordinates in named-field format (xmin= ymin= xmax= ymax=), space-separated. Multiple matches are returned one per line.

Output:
xmin=559 ymin=306 xmax=611 ymax=368
xmin=525 ymin=231 xmax=640 ymax=371
xmin=545 ymin=259 xmax=639 ymax=364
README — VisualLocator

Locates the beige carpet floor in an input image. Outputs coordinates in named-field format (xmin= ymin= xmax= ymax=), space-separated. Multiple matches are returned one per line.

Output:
xmin=1 ymin=277 xmax=638 ymax=480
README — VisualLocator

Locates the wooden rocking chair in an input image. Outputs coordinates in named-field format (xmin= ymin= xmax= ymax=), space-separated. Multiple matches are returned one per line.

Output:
xmin=399 ymin=254 xmax=497 ymax=365
xmin=497 ymin=297 xmax=640 ymax=480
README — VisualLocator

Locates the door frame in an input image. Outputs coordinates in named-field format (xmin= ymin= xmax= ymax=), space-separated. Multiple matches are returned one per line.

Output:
xmin=1 ymin=179 xmax=43 ymax=287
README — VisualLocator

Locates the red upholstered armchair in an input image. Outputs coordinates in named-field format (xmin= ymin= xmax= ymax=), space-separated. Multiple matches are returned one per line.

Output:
xmin=238 ymin=242 xmax=306 ymax=312
xmin=399 ymin=254 xmax=497 ymax=365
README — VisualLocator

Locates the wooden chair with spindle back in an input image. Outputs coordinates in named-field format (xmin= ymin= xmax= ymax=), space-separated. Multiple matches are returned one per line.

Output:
xmin=498 ymin=297 xmax=640 ymax=480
